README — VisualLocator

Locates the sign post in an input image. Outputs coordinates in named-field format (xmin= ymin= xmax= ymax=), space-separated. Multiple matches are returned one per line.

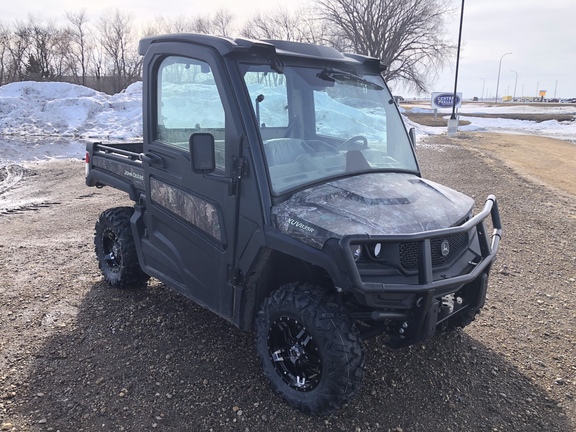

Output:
xmin=447 ymin=117 xmax=459 ymax=136
xmin=538 ymin=90 xmax=547 ymax=102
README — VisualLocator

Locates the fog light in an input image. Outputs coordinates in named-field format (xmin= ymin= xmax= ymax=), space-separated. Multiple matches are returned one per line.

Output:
xmin=350 ymin=244 xmax=362 ymax=261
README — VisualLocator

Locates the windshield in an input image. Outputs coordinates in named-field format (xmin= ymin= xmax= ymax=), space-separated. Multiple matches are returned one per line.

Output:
xmin=242 ymin=64 xmax=418 ymax=195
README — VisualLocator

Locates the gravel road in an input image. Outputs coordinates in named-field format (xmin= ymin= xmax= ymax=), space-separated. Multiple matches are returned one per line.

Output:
xmin=0 ymin=132 xmax=575 ymax=431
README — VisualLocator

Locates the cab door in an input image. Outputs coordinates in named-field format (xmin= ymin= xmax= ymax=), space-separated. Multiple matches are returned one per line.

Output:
xmin=139 ymin=44 xmax=242 ymax=318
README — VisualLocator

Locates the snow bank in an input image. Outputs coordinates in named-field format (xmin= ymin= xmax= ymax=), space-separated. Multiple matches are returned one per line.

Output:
xmin=403 ymin=105 xmax=576 ymax=142
xmin=457 ymin=116 xmax=576 ymax=140
xmin=0 ymin=81 xmax=143 ymax=139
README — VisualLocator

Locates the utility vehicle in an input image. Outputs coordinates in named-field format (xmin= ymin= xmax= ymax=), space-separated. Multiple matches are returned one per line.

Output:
xmin=86 ymin=33 xmax=502 ymax=414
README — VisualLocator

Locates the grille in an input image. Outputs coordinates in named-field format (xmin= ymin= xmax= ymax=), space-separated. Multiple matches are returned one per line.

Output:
xmin=399 ymin=233 xmax=468 ymax=271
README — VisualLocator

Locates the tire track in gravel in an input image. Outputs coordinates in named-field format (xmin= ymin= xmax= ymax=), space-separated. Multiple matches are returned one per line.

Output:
xmin=0 ymin=164 xmax=25 ymax=195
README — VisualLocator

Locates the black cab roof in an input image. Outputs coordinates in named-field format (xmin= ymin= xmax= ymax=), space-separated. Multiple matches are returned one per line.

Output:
xmin=138 ymin=33 xmax=386 ymax=73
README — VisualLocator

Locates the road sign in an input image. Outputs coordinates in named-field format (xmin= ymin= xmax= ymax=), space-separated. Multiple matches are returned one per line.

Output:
xmin=431 ymin=92 xmax=462 ymax=109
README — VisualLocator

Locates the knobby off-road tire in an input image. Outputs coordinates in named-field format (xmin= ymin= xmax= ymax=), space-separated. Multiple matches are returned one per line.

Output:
xmin=255 ymin=283 xmax=364 ymax=415
xmin=440 ymin=306 xmax=480 ymax=332
xmin=94 ymin=206 xmax=149 ymax=288
xmin=449 ymin=306 xmax=480 ymax=329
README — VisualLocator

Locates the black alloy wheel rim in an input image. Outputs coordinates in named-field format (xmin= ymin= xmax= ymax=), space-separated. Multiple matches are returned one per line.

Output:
xmin=267 ymin=316 xmax=322 ymax=391
xmin=102 ymin=230 xmax=121 ymax=272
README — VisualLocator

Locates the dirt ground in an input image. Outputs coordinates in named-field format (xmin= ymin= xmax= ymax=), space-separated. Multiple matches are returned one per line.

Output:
xmin=1 ymin=130 xmax=575 ymax=431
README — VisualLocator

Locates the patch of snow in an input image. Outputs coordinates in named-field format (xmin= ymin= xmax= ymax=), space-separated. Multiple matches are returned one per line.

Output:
xmin=0 ymin=81 xmax=142 ymax=140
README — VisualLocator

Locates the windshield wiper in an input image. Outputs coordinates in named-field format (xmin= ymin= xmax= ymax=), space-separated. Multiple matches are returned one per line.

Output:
xmin=317 ymin=68 xmax=384 ymax=90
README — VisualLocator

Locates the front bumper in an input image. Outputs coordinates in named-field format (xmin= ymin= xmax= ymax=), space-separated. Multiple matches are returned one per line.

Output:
xmin=338 ymin=195 xmax=502 ymax=346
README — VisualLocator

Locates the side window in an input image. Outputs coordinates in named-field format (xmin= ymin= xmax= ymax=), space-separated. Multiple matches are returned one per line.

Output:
xmin=157 ymin=56 xmax=226 ymax=169
xmin=244 ymin=71 xmax=288 ymax=128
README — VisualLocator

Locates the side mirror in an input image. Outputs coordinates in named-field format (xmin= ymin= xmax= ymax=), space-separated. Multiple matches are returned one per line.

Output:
xmin=189 ymin=133 xmax=216 ymax=174
xmin=409 ymin=127 xmax=417 ymax=149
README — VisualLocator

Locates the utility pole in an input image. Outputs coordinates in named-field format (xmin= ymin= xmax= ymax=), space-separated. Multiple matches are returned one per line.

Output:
xmin=554 ymin=80 xmax=558 ymax=98
xmin=495 ymin=52 xmax=512 ymax=103
xmin=448 ymin=0 xmax=465 ymax=136
xmin=511 ymin=70 xmax=518 ymax=100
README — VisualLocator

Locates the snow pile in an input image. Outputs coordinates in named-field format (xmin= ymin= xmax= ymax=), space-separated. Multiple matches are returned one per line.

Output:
xmin=458 ymin=116 xmax=576 ymax=139
xmin=409 ymin=107 xmax=434 ymax=114
xmin=457 ymin=103 xmax=576 ymax=116
xmin=0 ymin=81 xmax=142 ymax=139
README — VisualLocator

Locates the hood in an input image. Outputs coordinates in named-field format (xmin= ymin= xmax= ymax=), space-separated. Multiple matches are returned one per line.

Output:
xmin=272 ymin=173 xmax=474 ymax=249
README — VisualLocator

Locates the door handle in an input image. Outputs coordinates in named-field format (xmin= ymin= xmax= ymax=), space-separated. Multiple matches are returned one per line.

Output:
xmin=141 ymin=153 xmax=164 ymax=167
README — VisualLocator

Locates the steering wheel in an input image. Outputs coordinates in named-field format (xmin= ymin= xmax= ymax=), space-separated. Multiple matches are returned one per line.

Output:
xmin=338 ymin=135 xmax=368 ymax=150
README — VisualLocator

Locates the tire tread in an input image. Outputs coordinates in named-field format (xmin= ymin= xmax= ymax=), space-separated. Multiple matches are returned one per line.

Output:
xmin=94 ymin=206 xmax=149 ymax=288
xmin=255 ymin=283 xmax=364 ymax=415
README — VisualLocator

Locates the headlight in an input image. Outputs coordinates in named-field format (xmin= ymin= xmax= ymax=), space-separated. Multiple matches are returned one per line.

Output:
xmin=372 ymin=243 xmax=383 ymax=258
xmin=366 ymin=242 xmax=384 ymax=260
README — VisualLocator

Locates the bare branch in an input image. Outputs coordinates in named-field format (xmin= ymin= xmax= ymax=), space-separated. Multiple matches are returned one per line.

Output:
xmin=97 ymin=9 xmax=142 ymax=93
xmin=66 ymin=10 xmax=92 ymax=86
xmin=314 ymin=0 xmax=455 ymax=92
xmin=240 ymin=7 xmax=327 ymax=43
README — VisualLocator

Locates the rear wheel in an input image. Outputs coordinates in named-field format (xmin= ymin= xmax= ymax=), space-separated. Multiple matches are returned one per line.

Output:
xmin=94 ymin=206 xmax=149 ymax=288
xmin=255 ymin=283 xmax=364 ymax=414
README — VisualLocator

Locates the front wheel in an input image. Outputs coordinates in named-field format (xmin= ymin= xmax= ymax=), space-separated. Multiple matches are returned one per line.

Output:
xmin=94 ymin=206 xmax=149 ymax=288
xmin=441 ymin=306 xmax=480 ymax=332
xmin=255 ymin=283 xmax=364 ymax=415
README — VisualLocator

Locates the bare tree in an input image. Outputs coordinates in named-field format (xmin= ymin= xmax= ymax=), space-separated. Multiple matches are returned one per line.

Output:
xmin=97 ymin=9 xmax=142 ymax=93
xmin=315 ymin=0 xmax=454 ymax=92
xmin=141 ymin=15 xmax=199 ymax=37
xmin=26 ymin=17 xmax=61 ymax=80
xmin=241 ymin=7 xmax=326 ymax=43
xmin=0 ymin=9 xmax=141 ymax=90
xmin=66 ymin=10 xmax=92 ymax=86
xmin=0 ymin=18 xmax=71 ymax=85
xmin=190 ymin=16 xmax=212 ymax=35
xmin=167 ymin=16 xmax=197 ymax=33
xmin=50 ymin=29 xmax=74 ymax=79
xmin=90 ymin=45 xmax=106 ymax=89
xmin=0 ymin=24 xmax=10 ymax=85
xmin=187 ymin=9 xmax=236 ymax=36
xmin=211 ymin=8 xmax=235 ymax=37
xmin=7 ymin=21 xmax=33 ymax=82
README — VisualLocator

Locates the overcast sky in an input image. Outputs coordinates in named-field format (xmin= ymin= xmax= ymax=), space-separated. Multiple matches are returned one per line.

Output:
xmin=2 ymin=0 xmax=575 ymax=100
xmin=433 ymin=0 xmax=576 ymax=101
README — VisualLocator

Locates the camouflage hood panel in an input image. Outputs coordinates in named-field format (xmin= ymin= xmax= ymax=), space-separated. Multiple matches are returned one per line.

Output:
xmin=272 ymin=173 xmax=475 ymax=249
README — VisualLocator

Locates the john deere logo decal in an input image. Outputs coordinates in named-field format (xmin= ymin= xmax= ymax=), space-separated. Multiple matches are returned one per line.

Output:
xmin=440 ymin=239 xmax=450 ymax=257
